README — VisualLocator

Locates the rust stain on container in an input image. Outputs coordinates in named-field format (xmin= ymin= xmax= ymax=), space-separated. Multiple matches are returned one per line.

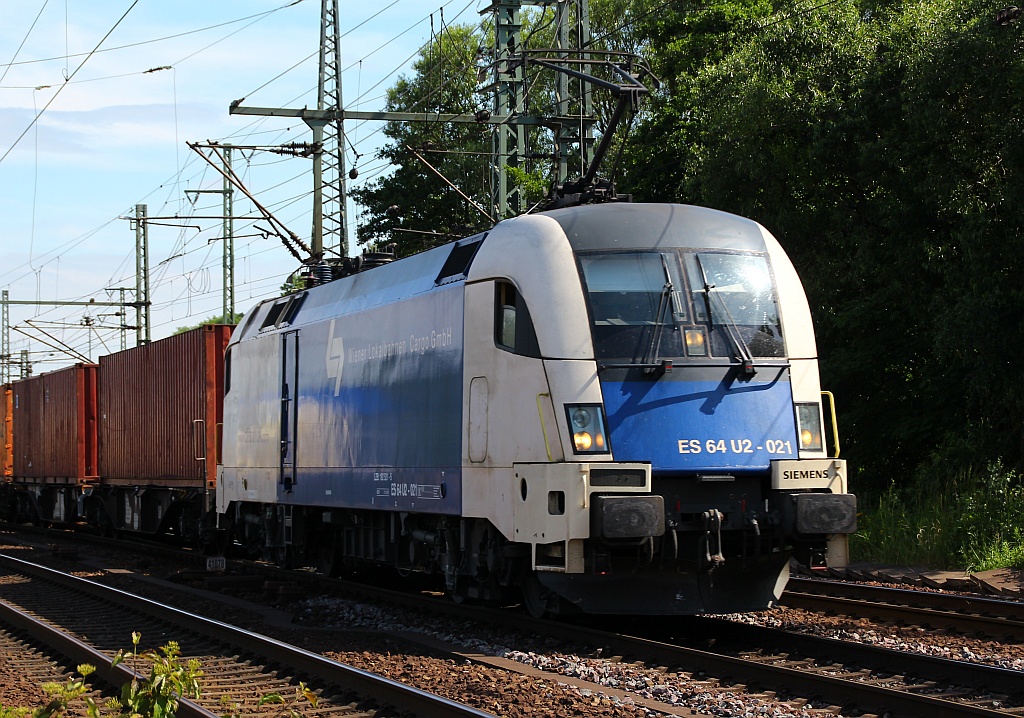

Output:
xmin=11 ymin=364 xmax=99 ymax=482
xmin=98 ymin=324 xmax=231 ymax=486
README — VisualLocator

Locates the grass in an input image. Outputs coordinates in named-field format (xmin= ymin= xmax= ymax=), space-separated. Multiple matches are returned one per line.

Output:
xmin=851 ymin=461 xmax=1024 ymax=572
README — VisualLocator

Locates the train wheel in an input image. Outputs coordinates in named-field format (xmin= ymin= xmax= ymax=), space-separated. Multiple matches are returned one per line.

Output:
xmin=200 ymin=529 xmax=229 ymax=557
xmin=447 ymin=576 xmax=469 ymax=605
xmin=317 ymin=530 xmax=342 ymax=577
xmin=272 ymin=546 xmax=293 ymax=569
xmin=521 ymin=572 xmax=552 ymax=618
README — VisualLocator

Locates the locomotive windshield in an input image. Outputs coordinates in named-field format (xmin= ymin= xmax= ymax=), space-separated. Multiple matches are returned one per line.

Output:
xmin=578 ymin=250 xmax=784 ymax=362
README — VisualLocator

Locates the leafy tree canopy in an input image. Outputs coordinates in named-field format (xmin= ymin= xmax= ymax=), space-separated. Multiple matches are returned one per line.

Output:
xmin=349 ymin=0 xmax=1024 ymax=493
xmin=621 ymin=0 xmax=1024 ymax=489
xmin=172 ymin=312 xmax=243 ymax=335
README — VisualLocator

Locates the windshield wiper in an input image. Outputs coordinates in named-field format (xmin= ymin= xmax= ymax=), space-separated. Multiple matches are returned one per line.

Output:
xmin=598 ymin=255 xmax=675 ymax=375
xmin=695 ymin=254 xmax=756 ymax=376
xmin=640 ymin=254 xmax=677 ymax=374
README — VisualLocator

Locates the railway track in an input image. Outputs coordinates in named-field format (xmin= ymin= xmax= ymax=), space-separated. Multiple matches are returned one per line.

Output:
xmin=289 ymin=576 xmax=1024 ymax=717
xmin=785 ymin=576 xmax=1024 ymax=640
xmin=238 ymin=563 xmax=1024 ymax=717
xmin=0 ymin=552 xmax=494 ymax=718
xmin=5 ymin=528 xmax=1023 ymax=717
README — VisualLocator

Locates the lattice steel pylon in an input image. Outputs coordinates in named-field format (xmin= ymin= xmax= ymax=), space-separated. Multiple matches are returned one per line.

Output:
xmin=315 ymin=0 xmax=349 ymax=258
xmin=492 ymin=0 xmax=527 ymax=219
xmin=490 ymin=0 xmax=597 ymax=218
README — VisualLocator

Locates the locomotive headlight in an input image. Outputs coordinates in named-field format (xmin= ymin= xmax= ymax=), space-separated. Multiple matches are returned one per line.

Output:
xmin=565 ymin=404 xmax=611 ymax=454
xmin=684 ymin=328 xmax=707 ymax=356
xmin=795 ymin=403 xmax=824 ymax=451
xmin=571 ymin=408 xmax=592 ymax=429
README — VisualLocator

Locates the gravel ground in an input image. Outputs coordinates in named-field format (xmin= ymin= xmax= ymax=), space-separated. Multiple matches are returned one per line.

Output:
xmin=3 ymin=537 xmax=1022 ymax=718
xmin=720 ymin=605 xmax=1024 ymax=671
xmin=290 ymin=595 xmax=847 ymax=717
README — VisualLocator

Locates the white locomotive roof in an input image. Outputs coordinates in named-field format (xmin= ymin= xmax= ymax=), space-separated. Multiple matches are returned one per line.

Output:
xmin=541 ymin=203 xmax=768 ymax=253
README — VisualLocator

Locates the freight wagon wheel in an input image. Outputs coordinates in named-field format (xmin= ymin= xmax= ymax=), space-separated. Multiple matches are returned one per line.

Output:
xmin=521 ymin=572 xmax=553 ymax=618
xmin=200 ymin=529 xmax=229 ymax=557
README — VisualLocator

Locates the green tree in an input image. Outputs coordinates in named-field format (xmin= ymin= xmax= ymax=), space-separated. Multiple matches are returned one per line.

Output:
xmin=171 ymin=313 xmax=243 ymax=335
xmin=618 ymin=0 xmax=1024 ymax=491
xmin=351 ymin=24 xmax=494 ymax=255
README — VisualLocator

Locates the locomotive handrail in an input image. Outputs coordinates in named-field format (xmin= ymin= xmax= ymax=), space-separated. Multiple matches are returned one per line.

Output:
xmin=535 ymin=393 xmax=554 ymax=462
xmin=821 ymin=390 xmax=841 ymax=458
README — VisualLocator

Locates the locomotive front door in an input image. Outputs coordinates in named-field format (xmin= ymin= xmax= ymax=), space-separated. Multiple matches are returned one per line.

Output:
xmin=280 ymin=330 xmax=299 ymax=492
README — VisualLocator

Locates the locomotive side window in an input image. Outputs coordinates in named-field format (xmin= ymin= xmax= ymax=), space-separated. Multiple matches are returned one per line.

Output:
xmin=224 ymin=347 xmax=232 ymax=395
xmin=495 ymin=281 xmax=540 ymax=357
xmin=259 ymin=292 xmax=306 ymax=332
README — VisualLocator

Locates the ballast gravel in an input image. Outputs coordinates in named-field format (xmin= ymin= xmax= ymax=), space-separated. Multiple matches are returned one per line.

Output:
xmin=719 ymin=606 xmax=1024 ymax=672
xmin=294 ymin=595 xmax=847 ymax=717
xmin=4 ymin=538 xmax=1021 ymax=718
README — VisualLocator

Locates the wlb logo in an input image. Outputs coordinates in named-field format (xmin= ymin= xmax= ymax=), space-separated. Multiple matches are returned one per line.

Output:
xmin=326 ymin=319 xmax=344 ymax=396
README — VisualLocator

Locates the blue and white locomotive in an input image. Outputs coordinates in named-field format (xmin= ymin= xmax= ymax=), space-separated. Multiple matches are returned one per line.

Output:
xmin=217 ymin=202 xmax=856 ymax=615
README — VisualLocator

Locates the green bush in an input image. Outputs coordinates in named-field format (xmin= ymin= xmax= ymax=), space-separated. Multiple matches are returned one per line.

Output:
xmin=852 ymin=461 xmax=1024 ymax=571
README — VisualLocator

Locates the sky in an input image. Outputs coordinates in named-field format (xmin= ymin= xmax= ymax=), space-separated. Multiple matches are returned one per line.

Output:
xmin=0 ymin=0 xmax=488 ymax=376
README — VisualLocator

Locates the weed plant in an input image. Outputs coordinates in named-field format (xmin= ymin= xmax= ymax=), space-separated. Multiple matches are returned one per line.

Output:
xmin=851 ymin=461 xmax=1024 ymax=571
xmin=0 ymin=632 xmax=318 ymax=717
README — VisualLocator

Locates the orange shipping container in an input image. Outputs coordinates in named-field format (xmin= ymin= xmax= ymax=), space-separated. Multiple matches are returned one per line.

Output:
xmin=98 ymin=325 xmax=231 ymax=488
xmin=11 ymin=365 xmax=98 ymax=481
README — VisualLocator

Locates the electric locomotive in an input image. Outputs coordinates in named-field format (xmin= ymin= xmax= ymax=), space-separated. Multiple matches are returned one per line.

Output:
xmin=216 ymin=202 xmax=856 ymax=615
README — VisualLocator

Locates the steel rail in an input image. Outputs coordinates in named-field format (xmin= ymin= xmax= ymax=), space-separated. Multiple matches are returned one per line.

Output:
xmin=295 ymin=581 xmax=1019 ymax=717
xmin=0 ymin=597 xmax=218 ymax=718
xmin=201 ymin=553 xmax=1024 ymax=717
xmin=0 ymin=553 xmax=496 ymax=718
xmin=4 ymin=529 xmax=1018 ymax=717
xmin=784 ymin=580 xmax=1024 ymax=642
xmin=269 ymin=574 xmax=1018 ymax=717
xmin=788 ymin=576 xmax=1024 ymax=617
xmin=674 ymin=615 xmax=1023 ymax=693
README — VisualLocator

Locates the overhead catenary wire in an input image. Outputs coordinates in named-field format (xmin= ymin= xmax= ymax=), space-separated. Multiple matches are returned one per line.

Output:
xmin=0 ymin=0 xmax=141 ymax=166
xmin=3 ymin=1 xmax=500 ymax=365
xmin=0 ymin=0 xmax=50 ymax=86
xmin=0 ymin=0 xmax=308 ymax=73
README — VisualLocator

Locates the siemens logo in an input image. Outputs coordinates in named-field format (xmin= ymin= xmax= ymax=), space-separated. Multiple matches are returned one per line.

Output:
xmin=782 ymin=469 xmax=830 ymax=480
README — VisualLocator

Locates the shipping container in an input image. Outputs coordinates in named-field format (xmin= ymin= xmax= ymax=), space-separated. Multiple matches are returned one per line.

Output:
xmin=1 ymin=384 xmax=12 ymax=479
xmin=11 ymin=364 xmax=98 ymax=482
xmin=98 ymin=324 xmax=231 ymax=488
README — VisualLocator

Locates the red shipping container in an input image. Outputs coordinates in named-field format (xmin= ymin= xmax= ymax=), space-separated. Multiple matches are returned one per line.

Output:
xmin=11 ymin=365 xmax=98 ymax=481
xmin=2 ymin=384 xmax=12 ymax=479
xmin=98 ymin=325 xmax=231 ymax=487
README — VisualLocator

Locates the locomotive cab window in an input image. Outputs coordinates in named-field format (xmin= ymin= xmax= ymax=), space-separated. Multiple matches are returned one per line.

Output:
xmin=495 ymin=281 xmax=540 ymax=357
xmin=578 ymin=252 xmax=685 ymax=361
xmin=684 ymin=252 xmax=784 ymax=358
